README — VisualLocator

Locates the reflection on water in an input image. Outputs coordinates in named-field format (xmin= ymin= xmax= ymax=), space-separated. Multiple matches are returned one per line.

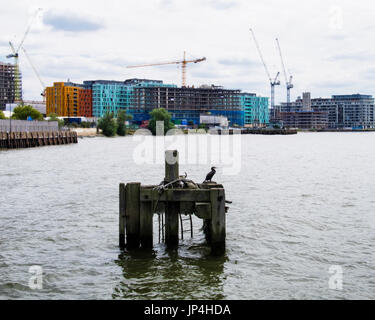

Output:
xmin=113 ymin=243 xmax=227 ymax=300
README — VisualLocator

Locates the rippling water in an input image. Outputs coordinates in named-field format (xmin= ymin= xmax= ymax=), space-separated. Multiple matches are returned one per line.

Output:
xmin=0 ymin=133 xmax=374 ymax=299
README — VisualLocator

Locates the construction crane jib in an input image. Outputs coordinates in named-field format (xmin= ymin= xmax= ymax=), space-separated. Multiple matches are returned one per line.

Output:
xmin=127 ymin=51 xmax=206 ymax=87
xmin=249 ymin=28 xmax=280 ymax=112
xmin=22 ymin=47 xmax=46 ymax=100
xmin=276 ymin=38 xmax=293 ymax=105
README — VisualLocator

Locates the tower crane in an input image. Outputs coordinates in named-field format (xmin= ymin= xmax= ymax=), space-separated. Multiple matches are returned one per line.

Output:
xmin=276 ymin=38 xmax=293 ymax=106
xmin=249 ymin=28 xmax=280 ymax=117
xmin=21 ymin=47 xmax=46 ymax=101
xmin=127 ymin=51 xmax=206 ymax=87
xmin=6 ymin=8 xmax=42 ymax=103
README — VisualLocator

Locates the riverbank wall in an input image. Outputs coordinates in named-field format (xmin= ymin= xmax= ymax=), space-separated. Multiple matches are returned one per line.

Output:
xmin=0 ymin=131 xmax=78 ymax=149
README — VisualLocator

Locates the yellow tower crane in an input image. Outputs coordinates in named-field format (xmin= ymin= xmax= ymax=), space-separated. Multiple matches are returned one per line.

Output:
xmin=127 ymin=51 xmax=206 ymax=87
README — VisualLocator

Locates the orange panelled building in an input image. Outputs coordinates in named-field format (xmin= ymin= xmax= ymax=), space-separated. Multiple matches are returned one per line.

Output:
xmin=79 ymin=88 xmax=92 ymax=117
xmin=46 ymin=82 xmax=92 ymax=117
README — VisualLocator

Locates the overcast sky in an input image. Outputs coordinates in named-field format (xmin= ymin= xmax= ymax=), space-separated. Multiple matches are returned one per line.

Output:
xmin=1 ymin=0 xmax=374 ymax=103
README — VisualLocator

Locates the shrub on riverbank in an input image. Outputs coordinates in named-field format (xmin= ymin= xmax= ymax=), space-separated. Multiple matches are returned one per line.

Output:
xmin=98 ymin=112 xmax=117 ymax=137
xmin=47 ymin=113 xmax=65 ymax=128
xmin=12 ymin=105 xmax=43 ymax=121
xmin=80 ymin=121 xmax=93 ymax=128
xmin=148 ymin=108 xmax=175 ymax=135
xmin=117 ymin=110 xmax=133 ymax=136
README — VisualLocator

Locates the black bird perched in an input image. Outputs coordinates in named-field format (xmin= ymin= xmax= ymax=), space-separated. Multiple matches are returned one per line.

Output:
xmin=204 ymin=167 xmax=217 ymax=183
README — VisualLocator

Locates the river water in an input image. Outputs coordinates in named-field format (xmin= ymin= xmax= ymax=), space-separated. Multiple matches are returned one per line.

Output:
xmin=0 ymin=132 xmax=374 ymax=299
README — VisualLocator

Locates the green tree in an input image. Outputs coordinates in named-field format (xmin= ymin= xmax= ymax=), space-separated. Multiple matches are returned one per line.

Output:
xmin=12 ymin=105 xmax=43 ymax=121
xmin=47 ymin=113 xmax=65 ymax=128
xmin=116 ymin=110 xmax=133 ymax=136
xmin=0 ymin=110 xmax=5 ymax=119
xmin=80 ymin=121 xmax=92 ymax=128
xmin=98 ymin=112 xmax=117 ymax=137
xmin=148 ymin=108 xmax=175 ymax=135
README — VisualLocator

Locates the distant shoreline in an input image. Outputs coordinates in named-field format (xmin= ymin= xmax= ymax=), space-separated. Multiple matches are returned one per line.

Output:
xmin=73 ymin=127 xmax=375 ymax=139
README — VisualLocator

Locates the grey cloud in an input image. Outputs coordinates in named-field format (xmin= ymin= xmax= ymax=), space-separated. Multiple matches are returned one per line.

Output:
xmin=220 ymin=80 xmax=267 ymax=91
xmin=33 ymin=53 xmax=117 ymax=81
xmin=218 ymin=58 xmax=260 ymax=68
xmin=327 ymin=52 xmax=375 ymax=61
xmin=43 ymin=65 xmax=118 ymax=81
xmin=43 ymin=11 xmax=104 ymax=32
xmin=325 ymin=33 xmax=348 ymax=41
xmin=159 ymin=0 xmax=174 ymax=8
xmin=99 ymin=57 xmax=132 ymax=68
xmin=363 ymin=68 xmax=375 ymax=80
xmin=235 ymin=80 xmax=265 ymax=88
xmin=314 ymin=80 xmax=355 ymax=89
xmin=208 ymin=0 xmax=238 ymax=10
xmin=191 ymin=70 xmax=219 ymax=79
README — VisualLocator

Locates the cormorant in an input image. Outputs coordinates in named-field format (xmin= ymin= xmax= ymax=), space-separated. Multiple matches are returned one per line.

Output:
xmin=204 ymin=167 xmax=217 ymax=182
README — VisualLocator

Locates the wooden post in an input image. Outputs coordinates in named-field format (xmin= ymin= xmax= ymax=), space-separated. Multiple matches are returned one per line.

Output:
xmin=165 ymin=150 xmax=179 ymax=248
xmin=210 ymin=188 xmax=226 ymax=255
xmin=203 ymin=219 xmax=211 ymax=243
xmin=125 ymin=182 xmax=141 ymax=249
xmin=119 ymin=183 xmax=126 ymax=249
xmin=165 ymin=150 xmax=179 ymax=182
xmin=140 ymin=199 xmax=153 ymax=249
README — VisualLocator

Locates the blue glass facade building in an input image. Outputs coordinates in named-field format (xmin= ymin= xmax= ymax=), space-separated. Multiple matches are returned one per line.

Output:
xmin=87 ymin=81 xmax=126 ymax=118
xmin=84 ymin=79 xmax=177 ymax=118
xmin=240 ymin=93 xmax=269 ymax=126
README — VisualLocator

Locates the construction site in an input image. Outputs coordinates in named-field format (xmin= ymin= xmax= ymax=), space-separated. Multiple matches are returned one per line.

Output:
xmin=1 ymin=8 xmax=374 ymax=130
xmin=0 ymin=9 xmax=45 ymax=111
xmin=130 ymin=85 xmax=243 ymax=125
xmin=0 ymin=62 xmax=21 ymax=110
